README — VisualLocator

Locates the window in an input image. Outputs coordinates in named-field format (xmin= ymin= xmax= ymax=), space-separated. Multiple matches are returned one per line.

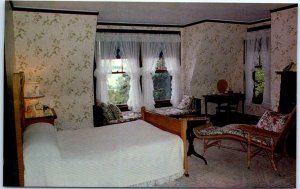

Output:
xmin=245 ymin=29 xmax=270 ymax=106
xmin=94 ymin=32 xmax=181 ymax=111
xmin=107 ymin=59 xmax=130 ymax=105
xmin=152 ymin=52 xmax=171 ymax=102
xmin=252 ymin=41 xmax=265 ymax=104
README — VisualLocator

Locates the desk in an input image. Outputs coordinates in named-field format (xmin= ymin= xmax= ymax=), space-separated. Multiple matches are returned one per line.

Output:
xmin=171 ymin=114 xmax=209 ymax=165
xmin=203 ymin=93 xmax=245 ymax=115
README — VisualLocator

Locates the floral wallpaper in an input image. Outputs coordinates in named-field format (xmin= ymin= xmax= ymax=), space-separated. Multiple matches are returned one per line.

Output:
xmin=11 ymin=8 xmax=296 ymax=130
xmin=13 ymin=12 xmax=97 ymax=130
xmin=270 ymin=7 xmax=297 ymax=111
xmin=181 ymin=22 xmax=247 ymax=114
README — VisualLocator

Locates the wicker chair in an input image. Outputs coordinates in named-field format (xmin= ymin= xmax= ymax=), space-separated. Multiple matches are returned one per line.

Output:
xmin=193 ymin=107 xmax=296 ymax=175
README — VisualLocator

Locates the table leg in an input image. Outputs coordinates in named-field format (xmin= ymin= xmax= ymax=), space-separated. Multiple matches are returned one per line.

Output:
xmin=187 ymin=125 xmax=208 ymax=165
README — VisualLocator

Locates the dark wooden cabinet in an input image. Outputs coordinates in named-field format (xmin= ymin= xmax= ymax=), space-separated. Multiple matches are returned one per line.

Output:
xmin=276 ymin=71 xmax=296 ymax=158
xmin=276 ymin=71 xmax=296 ymax=114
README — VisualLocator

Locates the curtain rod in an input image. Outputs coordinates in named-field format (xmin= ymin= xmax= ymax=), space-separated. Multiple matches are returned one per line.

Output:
xmin=247 ymin=25 xmax=271 ymax=33
xmin=96 ymin=29 xmax=180 ymax=35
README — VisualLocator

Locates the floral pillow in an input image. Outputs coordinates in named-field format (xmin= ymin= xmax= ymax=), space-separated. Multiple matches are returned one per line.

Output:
xmin=256 ymin=110 xmax=288 ymax=133
xmin=177 ymin=95 xmax=193 ymax=110
xmin=107 ymin=103 xmax=123 ymax=120
xmin=99 ymin=102 xmax=115 ymax=123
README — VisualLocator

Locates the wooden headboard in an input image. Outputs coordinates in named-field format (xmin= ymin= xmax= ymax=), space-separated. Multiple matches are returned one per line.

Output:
xmin=12 ymin=72 xmax=25 ymax=186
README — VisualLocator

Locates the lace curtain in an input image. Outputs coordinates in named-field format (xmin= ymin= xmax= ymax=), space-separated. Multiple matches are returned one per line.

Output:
xmin=260 ymin=30 xmax=271 ymax=107
xmin=244 ymin=29 xmax=271 ymax=107
xmin=163 ymin=42 xmax=182 ymax=107
xmin=94 ymin=40 xmax=113 ymax=103
xmin=94 ymin=32 xmax=181 ymax=111
xmin=141 ymin=42 xmax=162 ymax=110
xmin=120 ymin=41 xmax=143 ymax=112
xmin=94 ymin=33 xmax=143 ymax=111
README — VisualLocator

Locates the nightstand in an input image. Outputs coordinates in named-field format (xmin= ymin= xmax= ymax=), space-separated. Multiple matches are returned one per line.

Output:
xmin=25 ymin=108 xmax=57 ymax=127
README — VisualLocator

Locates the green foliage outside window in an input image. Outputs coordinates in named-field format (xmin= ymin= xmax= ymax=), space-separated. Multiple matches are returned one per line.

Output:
xmin=152 ymin=72 xmax=171 ymax=101
xmin=254 ymin=67 xmax=264 ymax=97
xmin=108 ymin=74 xmax=130 ymax=105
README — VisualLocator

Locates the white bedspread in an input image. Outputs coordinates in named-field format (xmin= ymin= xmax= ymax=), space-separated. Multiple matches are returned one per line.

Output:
xmin=24 ymin=120 xmax=184 ymax=187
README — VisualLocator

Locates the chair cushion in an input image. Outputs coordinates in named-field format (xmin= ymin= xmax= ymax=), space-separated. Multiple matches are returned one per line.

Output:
xmin=177 ymin=95 xmax=193 ymax=110
xmin=194 ymin=124 xmax=244 ymax=137
xmin=194 ymin=124 xmax=273 ymax=147
xmin=256 ymin=110 xmax=288 ymax=133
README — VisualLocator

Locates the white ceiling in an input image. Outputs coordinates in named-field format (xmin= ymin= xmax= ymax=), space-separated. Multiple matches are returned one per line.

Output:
xmin=12 ymin=1 xmax=294 ymax=26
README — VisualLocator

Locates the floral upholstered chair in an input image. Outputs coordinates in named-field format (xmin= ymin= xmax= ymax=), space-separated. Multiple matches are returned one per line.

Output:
xmin=193 ymin=107 xmax=296 ymax=175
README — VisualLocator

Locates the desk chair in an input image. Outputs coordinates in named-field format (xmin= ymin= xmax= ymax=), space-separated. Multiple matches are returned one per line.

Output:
xmin=216 ymin=93 xmax=240 ymax=123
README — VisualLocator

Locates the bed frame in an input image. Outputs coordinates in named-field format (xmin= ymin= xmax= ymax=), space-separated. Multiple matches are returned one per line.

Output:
xmin=12 ymin=72 xmax=188 ymax=186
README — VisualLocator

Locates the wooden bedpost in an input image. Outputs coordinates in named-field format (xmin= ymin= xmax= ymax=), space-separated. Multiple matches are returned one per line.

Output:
xmin=181 ymin=119 xmax=189 ymax=177
xmin=13 ymin=72 xmax=25 ymax=186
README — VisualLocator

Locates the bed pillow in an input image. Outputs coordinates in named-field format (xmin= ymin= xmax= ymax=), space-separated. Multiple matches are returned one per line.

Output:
xmin=23 ymin=123 xmax=60 ymax=158
xmin=177 ymin=95 xmax=193 ymax=110
xmin=256 ymin=110 xmax=288 ymax=133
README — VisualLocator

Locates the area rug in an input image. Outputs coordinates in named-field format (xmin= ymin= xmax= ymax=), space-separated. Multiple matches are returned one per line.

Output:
xmin=158 ymin=139 xmax=296 ymax=188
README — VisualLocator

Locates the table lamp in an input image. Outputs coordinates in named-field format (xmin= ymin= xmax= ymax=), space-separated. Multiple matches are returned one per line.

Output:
xmin=24 ymin=81 xmax=45 ymax=117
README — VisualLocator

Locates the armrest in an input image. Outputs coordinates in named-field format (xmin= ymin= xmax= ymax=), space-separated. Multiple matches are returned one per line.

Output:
xmin=238 ymin=124 xmax=280 ymax=138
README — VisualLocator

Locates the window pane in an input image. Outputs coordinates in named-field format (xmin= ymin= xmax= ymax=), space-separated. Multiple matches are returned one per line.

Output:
xmin=152 ymin=72 xmax=171 ymax=101
xmin=252 ymin=67 xmax=264 ymax=104
xmin=111 ymin=59 xmax=128 ymax=72
xmin=108 ymin=73 xmax=130 ymax=105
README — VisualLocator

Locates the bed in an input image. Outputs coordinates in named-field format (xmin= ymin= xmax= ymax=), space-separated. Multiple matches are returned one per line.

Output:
xmin=13 ymin=72 xmax=188 ymax=187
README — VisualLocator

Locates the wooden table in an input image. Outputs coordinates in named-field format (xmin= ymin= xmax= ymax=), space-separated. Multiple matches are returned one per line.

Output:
xmin=25 ymin=108 xmax=57 ymax=127
xmin=171 ymin=114 xmax=209 ymax=165
xmin=203 ymin=93 xmax=245 ymax=115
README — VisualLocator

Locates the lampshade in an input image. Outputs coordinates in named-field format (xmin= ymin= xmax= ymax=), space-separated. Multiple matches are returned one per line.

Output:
xmin=24 ymin=82 xmax=44 ymax=99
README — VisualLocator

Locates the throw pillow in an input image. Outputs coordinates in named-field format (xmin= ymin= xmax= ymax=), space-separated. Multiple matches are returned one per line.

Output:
xmin=256 ymin=110 xmax=288 ymax=133
xmin=107 ymin=103 xmax=123 ymax=120
xmin=99 ymin=102 xmax=115 ymax=123
xmin=177 ymin=95 xmax=193 ymax=110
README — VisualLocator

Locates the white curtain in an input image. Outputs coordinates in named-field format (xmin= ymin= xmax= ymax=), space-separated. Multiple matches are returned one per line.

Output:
xmin=94 ymin=33 xmax=181 ymax=110
xmin=244 ymin=29 xmax=271 ymax=106
xmin=141 ymin=42 xmax=161 ymax=110
xmin=245 ymin=37 xmax=257 ymax=104
xmin=163 ymin=42 xmax=182 ymax=107
xmin=94 ymin=40 xmax=114 ymax=103
xmin=120 ymin=41 xmax=142 ymax=112
xmin=259 ymin=30 xmax=271 ymax=107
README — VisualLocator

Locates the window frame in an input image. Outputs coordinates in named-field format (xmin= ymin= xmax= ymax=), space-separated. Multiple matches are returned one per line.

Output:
xmin=107 ymin=58 xmax=130 ymax=108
